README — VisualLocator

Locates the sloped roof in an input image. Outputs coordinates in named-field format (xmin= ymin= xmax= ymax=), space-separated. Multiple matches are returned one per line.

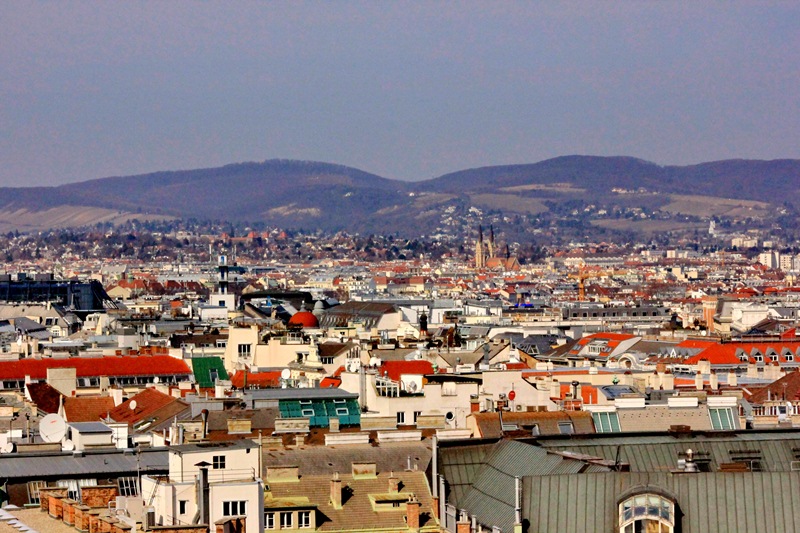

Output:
xmin=0 ymin=355 xmax=192 ymax=380
xmin=25 ymin=382 xmax=63 ymax=414
xmin=527 ymin=470 xmax=800 ymax=533
xmin=63 ymin=396 xmax=116 ymax=423
xmin=230 ymin=370 xmax=281 ymax=389
xmin=266 ymin=470 xmax=439 ymax=532
xmin=471 ymin=411 xmax=595 ymax=439
xmin=748 ymin=370 xmax=800 ymax=404
xmin=459 ymin=440 xmax=592 ymax=532
xmin=378 ymin=360 xmax=434 ymax=381
xmin=190 ymin=356 xmax=229 ymax=388
xmin=108 ymin=387 xmax=186 ymax=426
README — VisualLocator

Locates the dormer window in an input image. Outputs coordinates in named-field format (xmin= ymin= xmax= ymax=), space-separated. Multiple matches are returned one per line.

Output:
xmin=619 ymin=493 xmax=675 ymax=533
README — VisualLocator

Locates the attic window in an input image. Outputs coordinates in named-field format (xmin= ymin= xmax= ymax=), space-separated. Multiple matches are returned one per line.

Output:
xmin=371 ymin=494 xmax=414 ymax=511
xmin=558 ymin=422 xmax=574 ymax=435
xmin=709 ymin=408 xmax=736 ymax=431
xmin=592 ymin=412 xmax=621 ymax=433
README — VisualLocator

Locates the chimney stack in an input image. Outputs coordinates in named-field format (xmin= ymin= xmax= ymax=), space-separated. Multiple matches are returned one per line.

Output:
xmin=727 ymin=371 xmax=738 ymax=387
xmin=330 ymin=472 xmax=342 ymax=509
xmin=406 ymin=496 xmax=420 ymax=531
xmin=388 ymin=472 xmax=400 ymax=493
xmin=709 ymin=370 xmax=719 ymax=391
xmin=695 ymin=371 xmax=703 ymax=391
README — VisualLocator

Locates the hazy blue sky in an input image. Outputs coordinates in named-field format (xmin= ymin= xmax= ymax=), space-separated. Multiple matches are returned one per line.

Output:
xmin=2 ymin=2 xmax=798 ymax=186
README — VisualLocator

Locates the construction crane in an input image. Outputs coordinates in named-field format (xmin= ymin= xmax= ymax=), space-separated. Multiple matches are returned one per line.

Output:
xmin=568 ymin=267 xmax=627 ymax=300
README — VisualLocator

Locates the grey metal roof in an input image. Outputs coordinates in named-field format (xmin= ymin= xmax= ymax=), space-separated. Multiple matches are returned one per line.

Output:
xmin=526 ymin=471 xmax=800 ymax=533
xmin=537 ymin=431 xmax=800 ymax=473
xmin=69 ymin=422 xmax=112 ymax=433
xmin=243 ymin=388 xmax=358 ymax=401
xmin=0 ymin=448 xmax=168 ymax=480
xmin=442 ymin=440 xmax=608 ymax=533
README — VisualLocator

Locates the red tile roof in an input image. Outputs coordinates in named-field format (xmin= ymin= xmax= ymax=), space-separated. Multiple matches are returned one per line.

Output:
xmin=108 ymin=387 xmax=182 ymax=425
xmin=0 ymin=355 xmax=191 ymax=380
xmin=319 ymin=376 xmax=341 ymax=388
xmin=230 ymin=370 xmax=281 ymax=389
xmin=677 ymin=340 xmax=800 ymax=365
xmin=64 ymin=396 xmax=116 ymax=423
xmin=378 ymin=360 xmax=434 ymax=381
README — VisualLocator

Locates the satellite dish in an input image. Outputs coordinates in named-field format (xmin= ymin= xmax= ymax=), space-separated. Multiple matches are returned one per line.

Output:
xmin=153 ymin=376 xmax=160 ymax=384
xmin=280 ymin=368 xmax=291 ymax=380
xmin=408 ymin=381 xmax=418 ymax=392
xmin=62 ymin=439 xmax=75 ymax=452
xmin=445 ymin=411 xmax=455 ymax=423
xmin=0 ymin=442 xmax=15 ymax=454
xmin=129 ymin=400 xmax=138 ymax=411
xmin=39 ymin=413 xmax=67 ymax=443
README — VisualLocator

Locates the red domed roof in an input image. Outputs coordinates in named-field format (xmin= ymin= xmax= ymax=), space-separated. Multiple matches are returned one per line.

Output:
xmin=288 ymin=311 xmax=319 ymax=328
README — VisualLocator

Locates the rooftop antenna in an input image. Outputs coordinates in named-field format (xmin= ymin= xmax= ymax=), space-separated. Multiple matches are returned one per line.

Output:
xmin=39 ymin=413 xmax=67 ymax=443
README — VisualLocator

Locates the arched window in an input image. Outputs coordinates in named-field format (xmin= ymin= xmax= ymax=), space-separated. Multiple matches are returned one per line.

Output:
xmin=619 ymin=493 xmax=675 ymax=533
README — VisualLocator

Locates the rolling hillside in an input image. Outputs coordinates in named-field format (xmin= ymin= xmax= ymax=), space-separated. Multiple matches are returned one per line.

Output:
xmin=0 ymin=156 xmax=798 ymax=235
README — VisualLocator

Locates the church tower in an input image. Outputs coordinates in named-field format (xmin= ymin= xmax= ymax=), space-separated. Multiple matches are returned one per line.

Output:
xmin=475 ymin=225 xmax=484 ymax=269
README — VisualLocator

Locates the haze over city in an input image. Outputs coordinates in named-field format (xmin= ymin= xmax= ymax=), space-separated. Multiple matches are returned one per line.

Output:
xmin=2 ymin=1 xmax=799 ymax=187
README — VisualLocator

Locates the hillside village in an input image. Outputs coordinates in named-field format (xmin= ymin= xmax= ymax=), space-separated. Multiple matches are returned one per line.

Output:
xmin=2 ymin=232 xmax=800 ymax=532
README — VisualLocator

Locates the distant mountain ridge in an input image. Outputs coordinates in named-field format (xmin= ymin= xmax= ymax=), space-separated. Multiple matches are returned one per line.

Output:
xmin=0 ymin=156 xmax=798 ymax=234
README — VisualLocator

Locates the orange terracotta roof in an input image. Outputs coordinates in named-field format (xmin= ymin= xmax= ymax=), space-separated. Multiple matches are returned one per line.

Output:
xmin=64 ymin=396 xmax=116 ymax=423
xmin=108 ymin=388 xmax=181 ymax=425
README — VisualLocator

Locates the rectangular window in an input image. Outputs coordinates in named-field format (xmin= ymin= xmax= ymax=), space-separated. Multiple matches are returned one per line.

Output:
xmin=222 ymin=500 xmax=247 ymax=517
xmin=301 ymin=408 xmax=315 ymax=417
xmin=117 ymin=476 xmax=139 ymax=497
xmin=299 ymin=510 xmax=311 ymax=528
xmin=213 ymin=455 xmax=226 ymax=469
xmin=27 ymin=481 xmax=47 ymax=505
xmin=265 ymin=512 xmax=275 ymax=529
xmin=321 ymin=356 xmax=335 ymax=365
xmin=335 ymin=407 xmax=349 ymax=416
xmin=592 ymin=412 xmax=621 ymax=433
xmin=237 ymin=344 xmax=251 ymax=358
xmin=709 ymin=408 xmax=736 ymax=430
xmin=558 ymin=422 xmax=574 ymax=435
xmin=57 ymin=479 xmax=97 ymax=501
xmin=179 ymin=500 xmax=188 ymax=515
xmin=413 ymin=411 xmax=422 ymax=423
xmin=280 ymin=511 xmax=293 ymax=528
xmin=396 ymin=411 xmax=405 ymax=425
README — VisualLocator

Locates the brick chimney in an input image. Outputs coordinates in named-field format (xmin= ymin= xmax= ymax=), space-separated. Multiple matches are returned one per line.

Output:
xmin=406 ymin=496 xmax=420 ymax=531
xmin=330 ymin=472 xmax=342 ymax=509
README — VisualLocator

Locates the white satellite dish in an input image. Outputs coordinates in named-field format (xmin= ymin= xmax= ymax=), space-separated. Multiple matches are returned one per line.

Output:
xmin=62 ymin=439 xmax=75 ymax=452
xmin=280 ymin=368 xmax=291 ymax=380
xmin=39 ymin=413 xmax=67 ymax=443
xmin=0 ymin=442 xmax=15 ymax=454
xmin=153 ymin=376 xmax=160 ymax=384
xmin=129 ymin=400 xmax=138 ymax=411
xmin=408 ymin=381 xmax=418 ymax=392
